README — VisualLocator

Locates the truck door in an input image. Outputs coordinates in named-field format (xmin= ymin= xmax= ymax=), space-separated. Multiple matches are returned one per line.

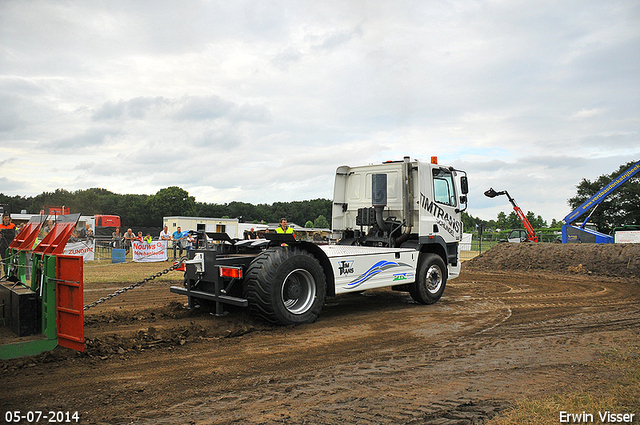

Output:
xmin=419 ymin=165 xmax=463 ymax=243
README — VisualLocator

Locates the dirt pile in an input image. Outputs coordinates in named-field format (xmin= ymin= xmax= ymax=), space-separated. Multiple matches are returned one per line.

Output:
xmin=465 ymin=242 xmax=640 ymax=278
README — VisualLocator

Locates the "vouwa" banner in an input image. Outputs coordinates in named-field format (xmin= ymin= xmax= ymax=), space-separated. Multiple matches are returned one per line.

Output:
xmin=132 ymin=240 xmax=168 ymax=262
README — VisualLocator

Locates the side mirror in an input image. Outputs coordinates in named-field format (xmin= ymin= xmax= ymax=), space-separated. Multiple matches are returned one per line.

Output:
xmin=460 ymin=176 xmax=469 ymax=195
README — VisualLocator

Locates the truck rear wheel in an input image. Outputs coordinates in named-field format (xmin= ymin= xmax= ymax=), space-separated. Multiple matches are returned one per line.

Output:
xmin=409 ymin=253 xmax=447 ymax=305
xmin=244 ymin=247 xmax=326 ymax=325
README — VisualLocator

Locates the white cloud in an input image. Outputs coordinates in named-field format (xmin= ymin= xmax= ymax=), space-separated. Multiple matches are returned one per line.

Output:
xmin=0 ymin=0 xmax=638 ymax=224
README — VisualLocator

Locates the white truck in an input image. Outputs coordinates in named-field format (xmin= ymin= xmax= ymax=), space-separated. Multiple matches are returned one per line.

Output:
xmin=170 ymin=156 xmax=469 ymax=325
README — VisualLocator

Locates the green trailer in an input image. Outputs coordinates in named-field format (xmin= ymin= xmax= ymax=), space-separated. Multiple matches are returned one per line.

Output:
xmin=1 ymin=215 xmax=85 ymax=360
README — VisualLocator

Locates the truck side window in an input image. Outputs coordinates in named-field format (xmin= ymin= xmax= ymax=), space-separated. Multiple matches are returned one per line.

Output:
xmin=433 ymin=169 xmax=457 ymax=207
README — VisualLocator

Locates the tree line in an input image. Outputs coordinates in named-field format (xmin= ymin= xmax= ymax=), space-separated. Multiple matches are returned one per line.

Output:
xmin=0 ymin=186 xmax=332 ymax=229
xmin=461 ymin=210 xmax=551 ymax=234
xmin=2 ymin=160 xmax=637 ymax=233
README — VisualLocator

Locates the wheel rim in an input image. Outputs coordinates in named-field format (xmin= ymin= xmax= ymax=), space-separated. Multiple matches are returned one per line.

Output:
xmin=281 ymin=268 xmax=316 ymax=314
xmin=425 ymin=264 xmax=443 ymax=294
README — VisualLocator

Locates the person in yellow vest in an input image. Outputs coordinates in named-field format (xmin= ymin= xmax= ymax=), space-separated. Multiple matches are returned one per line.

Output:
xmin=275 ymin=218 xmax=294 ymax=236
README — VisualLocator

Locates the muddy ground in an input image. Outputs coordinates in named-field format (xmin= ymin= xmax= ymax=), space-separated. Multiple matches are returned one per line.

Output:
xmin=1 ymin=243 xmax=640 ymax=424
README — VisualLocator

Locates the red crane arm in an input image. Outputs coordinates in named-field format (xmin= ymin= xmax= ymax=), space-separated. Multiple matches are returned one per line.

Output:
xmin=484 ymin=187 xmax=539 ymax=242
xmin=512 ymin=205 xmax=539 ymax=242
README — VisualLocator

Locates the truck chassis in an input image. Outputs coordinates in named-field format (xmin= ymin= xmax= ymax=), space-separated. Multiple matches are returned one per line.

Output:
xmin=170 ymin=233 xmax=447 ymax=325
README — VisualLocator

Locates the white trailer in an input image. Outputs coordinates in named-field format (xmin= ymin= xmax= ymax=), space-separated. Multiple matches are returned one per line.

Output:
xmin=163 ymin=216 xmax=240 ymax=239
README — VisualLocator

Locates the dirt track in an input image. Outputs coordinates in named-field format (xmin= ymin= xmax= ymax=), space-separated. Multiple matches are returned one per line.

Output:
xmin=1 ymin=244 xmax=640 ymax=424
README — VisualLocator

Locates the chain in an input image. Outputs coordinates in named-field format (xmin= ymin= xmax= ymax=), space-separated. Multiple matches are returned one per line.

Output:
xmin=83 ymin=257 xmax=186 ymax=311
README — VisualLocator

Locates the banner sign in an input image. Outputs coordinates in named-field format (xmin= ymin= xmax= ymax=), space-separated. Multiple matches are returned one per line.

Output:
xmin=64 ymin=241 xmax=95 ymax=261
xmin=614 ymin=230 xmax=640 ymax=244
xmin=132 ymin=240 xmax=168 ymax=262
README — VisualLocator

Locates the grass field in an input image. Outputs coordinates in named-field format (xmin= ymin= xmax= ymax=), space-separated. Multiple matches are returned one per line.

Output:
xmin=83 ymin=258 xmax=183 ymax=284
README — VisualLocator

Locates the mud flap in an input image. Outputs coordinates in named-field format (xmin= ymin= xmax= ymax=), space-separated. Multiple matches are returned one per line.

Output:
xmin=56 ymin=255 xmax=84 ymax=352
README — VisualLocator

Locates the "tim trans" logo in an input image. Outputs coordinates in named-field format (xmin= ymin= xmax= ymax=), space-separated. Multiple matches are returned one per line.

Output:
xmin=338 ymin=260 xmax=355 ymax=276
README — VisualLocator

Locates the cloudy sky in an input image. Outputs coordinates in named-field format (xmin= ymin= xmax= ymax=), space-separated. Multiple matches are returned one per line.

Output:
xmin=1 ymin=0 xmax=639 ymax=223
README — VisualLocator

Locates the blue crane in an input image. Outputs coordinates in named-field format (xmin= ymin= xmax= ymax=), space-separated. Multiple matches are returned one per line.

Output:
xmin=562 ymin=160 xmax=640 ymax=243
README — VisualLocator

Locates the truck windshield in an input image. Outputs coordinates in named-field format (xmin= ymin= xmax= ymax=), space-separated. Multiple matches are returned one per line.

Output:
xmin=433 ymin=169 xmax=457 ymax=207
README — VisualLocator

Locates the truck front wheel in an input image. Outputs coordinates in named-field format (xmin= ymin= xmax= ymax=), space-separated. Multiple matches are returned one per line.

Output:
xmin=409 ymin=253 xmax=447 ymax=305
xmin=244 ymin=247 xmax=326 ymax=325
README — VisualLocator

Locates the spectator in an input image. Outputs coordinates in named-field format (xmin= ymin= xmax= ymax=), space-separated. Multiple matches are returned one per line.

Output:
xmin=144 ymin=233 xmax=153 ymax=244
xmin=69 ymin=230 xmax=80 ymax=243
xmin=123 ymin=228 xmax=136 ymax=255
xmin=39 ymin=219 xmax=54 ymax=239
xmin=43 ymin=219 xmax=54 ymax=235
xmin=112 ymin=227 xmax=122 ymax=249
xmin=79 ymin=223 xmax=92 ymax=240
xmin=137 ymin=231 xmax=144 ymax=242
xmin=159 ymin=225 xmax=171 ymax=260
xmin=275 ymin=218 xmax=294 ymax=235
xmin=0 ymin=212 xmax=16 ymax=276
xmin=172 ymin=226 xmax=185 ymax=259
xmin=245 ymin=227 xmax=257 ymax=239
xmin=159 ymin=225 xmax=171 ymax=241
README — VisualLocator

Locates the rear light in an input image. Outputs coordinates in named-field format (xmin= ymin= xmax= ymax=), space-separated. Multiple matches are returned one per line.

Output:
xmin=220 ymin=266 xmax=242 ymax=279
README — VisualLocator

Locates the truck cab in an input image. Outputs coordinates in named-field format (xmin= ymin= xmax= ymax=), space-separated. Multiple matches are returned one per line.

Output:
xmin=331 ymin=156 xmax=467 ymax=280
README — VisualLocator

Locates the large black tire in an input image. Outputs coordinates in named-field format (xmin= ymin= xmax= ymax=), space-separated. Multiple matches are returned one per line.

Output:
xmin=244 ymin=247 xmax=326 ymax=325
xmin=409 ymin=253 xmax=447 ymax=305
